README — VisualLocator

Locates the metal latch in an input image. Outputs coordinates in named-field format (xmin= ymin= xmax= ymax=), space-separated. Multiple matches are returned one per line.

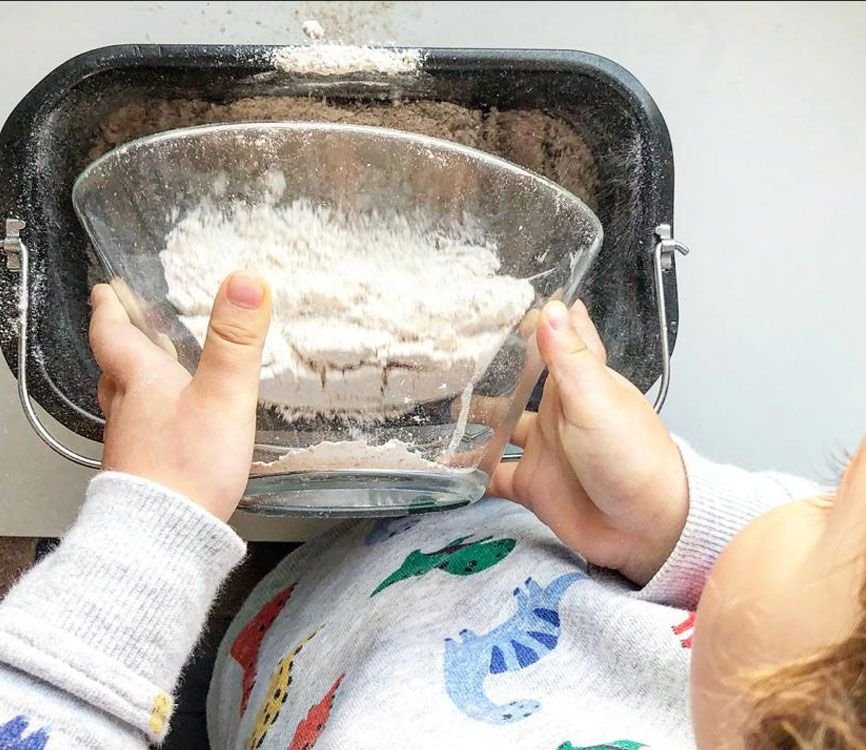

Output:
xmin=649 ymin=223 xmax=691 ymax=413
xmin=3 ymin=218 xmax=25 ymax=271
xmin=654 ymin=223 xmax=690 ymax=270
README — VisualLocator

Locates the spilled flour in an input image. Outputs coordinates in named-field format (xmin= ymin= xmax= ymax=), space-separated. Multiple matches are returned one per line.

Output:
xmin=160 ymin=181 xmax=536 ymax=424
xmin=301 ymin=19 xmax=326 ymax=41
xmin=271 ymin=43 xmax=421 ymax=76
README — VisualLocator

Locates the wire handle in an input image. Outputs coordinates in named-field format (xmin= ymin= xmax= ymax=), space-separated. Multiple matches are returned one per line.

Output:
xmin=4 ymin=220 xmax=102 ymax=469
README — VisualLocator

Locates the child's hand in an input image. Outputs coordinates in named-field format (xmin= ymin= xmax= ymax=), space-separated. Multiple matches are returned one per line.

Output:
xmin=89 ymin=273 xmax=272 ymax=521
xmin=490 ymin=300 xmax=688 ymax=585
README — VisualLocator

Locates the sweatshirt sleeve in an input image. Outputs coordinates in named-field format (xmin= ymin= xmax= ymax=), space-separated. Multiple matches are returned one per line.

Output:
xmin=636 ymin=438 xmax=825 ymax=610
xmin=0 ymin=472 xmax=246 ymax=749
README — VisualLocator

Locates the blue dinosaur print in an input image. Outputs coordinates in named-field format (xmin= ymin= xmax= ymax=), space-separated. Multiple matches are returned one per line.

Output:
xmin=364 ymin=516 xmax=422 ymax=545
xmin=443 ymin=572 xmax=584 ymax=724
xmin=0 ymin=716 xmax=49 ymax=749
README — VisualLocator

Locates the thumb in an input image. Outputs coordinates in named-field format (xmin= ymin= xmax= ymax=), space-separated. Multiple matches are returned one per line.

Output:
xmin=536 ymin=300 xmax=612 ymax=428
xmin=192 ymin=272 xmax=272 ymax=409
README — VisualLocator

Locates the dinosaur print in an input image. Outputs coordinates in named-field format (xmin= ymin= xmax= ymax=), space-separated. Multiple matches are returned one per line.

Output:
xmin=672 ymin=611 xmax=695 ymax=649
xmin=557 ymin=742 xmax=645 ymax=750
xmin=364 ymin=516 xmax=421 ymax=545
xmin=0 ymin=715 xmax=49 ymax=749
xmin=287 ymin=673 xmax=345 ymax=750
xmin=231 ymin=584 xmax=296 ymax=715
xmin=245 ymin=628 xmax=319 ymax=750
xmin=407 ymin=498 xmax=468 ymax=514
xmin=371 ymin=535 xmax=516 ymax=596
xmin=444 ymin=572 xmax=584 ymax=724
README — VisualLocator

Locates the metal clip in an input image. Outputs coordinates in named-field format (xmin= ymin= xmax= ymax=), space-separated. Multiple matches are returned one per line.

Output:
xmin=3 ymin=218 xmax=25 ymax=271
xmin=650 ymin=223 xmax=690 ymax=412
xmin=654 ymin=223 xmax=690 ymax=270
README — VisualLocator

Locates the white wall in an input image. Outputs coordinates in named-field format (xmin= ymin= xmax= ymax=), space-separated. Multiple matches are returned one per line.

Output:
xmin=1 ymin=1 xmax=864 ymax=535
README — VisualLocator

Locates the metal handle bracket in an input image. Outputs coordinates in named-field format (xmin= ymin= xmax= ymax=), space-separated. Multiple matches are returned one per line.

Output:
xmin=651 ymin=223 xmax=689 ymax=412
xmin=3 ymin=218 xmax=24 ymax=271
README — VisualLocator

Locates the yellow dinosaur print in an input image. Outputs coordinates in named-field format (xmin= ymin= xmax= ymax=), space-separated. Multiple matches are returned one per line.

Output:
xmin=245 ymin=628 xmax=320 ymax=750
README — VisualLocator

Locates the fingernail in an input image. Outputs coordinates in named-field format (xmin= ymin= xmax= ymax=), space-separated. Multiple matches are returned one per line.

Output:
xmin=226 ymin=273 xmax=265 ymax=310
xmin=546 ymin=301 xmax=570 ymax=331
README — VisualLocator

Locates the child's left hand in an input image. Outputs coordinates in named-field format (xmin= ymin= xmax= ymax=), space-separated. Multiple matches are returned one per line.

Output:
xmin=89 ymin=272 xmax=272 ymax=521
xmin=490 ymin=300 xmax=689 ymax=585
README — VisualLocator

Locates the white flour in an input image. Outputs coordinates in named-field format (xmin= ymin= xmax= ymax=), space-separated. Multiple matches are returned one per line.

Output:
xmin=301 ymin=19 xmax=326 ymax=40
xmin=159 ymin=184 xmax=535 ymax=421
xmin=252 ymin=438 xmax=443 ymax=474
xmin=271 ymin=43 xmax=421 ymax=76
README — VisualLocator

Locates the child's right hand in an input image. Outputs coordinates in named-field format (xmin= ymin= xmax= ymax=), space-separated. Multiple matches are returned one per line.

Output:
xmin=490 ymin=300 xmax=689 ymax=586
xmin=89 ymin=272 xmax=272 ymax=522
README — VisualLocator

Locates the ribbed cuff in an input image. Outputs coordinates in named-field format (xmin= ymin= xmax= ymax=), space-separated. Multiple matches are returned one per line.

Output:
xmin=637 ymin=438 xmax=822 ymax=609
xmin=0 ymin=472 xmax=246 ymax=741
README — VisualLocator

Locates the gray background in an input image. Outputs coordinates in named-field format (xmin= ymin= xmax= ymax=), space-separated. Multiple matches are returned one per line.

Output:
xmin=1 ymin=0 xmax=864 ymax=537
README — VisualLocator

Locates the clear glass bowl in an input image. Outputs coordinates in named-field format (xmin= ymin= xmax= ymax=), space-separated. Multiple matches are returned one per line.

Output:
xmin=72 ymin=122 xmax=603 ymax=516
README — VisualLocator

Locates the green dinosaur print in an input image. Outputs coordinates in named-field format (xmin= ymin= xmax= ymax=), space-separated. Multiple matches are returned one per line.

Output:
xmin=557 ymin=742 xmax=645 ymax=750
xmin=371 ymin=535 xmax=516 ymax=596
xmin=407 ymin=497 xmax=469 ymax=514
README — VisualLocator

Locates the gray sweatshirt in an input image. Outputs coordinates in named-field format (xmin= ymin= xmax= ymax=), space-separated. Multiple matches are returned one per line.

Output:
xmin=0 ymin=441 xmax=820 ymax=749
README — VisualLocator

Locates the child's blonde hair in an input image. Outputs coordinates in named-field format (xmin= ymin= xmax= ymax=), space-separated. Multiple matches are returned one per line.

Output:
xmin=745 ymin=589 xmax=866 ymax=748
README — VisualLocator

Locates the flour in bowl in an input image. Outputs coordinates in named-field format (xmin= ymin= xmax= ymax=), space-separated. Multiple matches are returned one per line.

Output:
xmin=160 ymin=187 xmax=535 ymax=420
xmin=252 ymin=438 xmax=442 ymax=475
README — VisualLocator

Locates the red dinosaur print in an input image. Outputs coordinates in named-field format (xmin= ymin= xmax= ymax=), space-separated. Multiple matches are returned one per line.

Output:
xmin=672 ymin=611 xmax=695 ymax=649
xmin=230 ymin=583 xmax=295 ymax=715
xmin=287 ymin=673 xmax=345 ymax=750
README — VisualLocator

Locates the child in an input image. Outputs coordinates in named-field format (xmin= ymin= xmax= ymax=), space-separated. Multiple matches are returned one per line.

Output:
xmin=0 ymin=272 xmax=853 ymax=749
